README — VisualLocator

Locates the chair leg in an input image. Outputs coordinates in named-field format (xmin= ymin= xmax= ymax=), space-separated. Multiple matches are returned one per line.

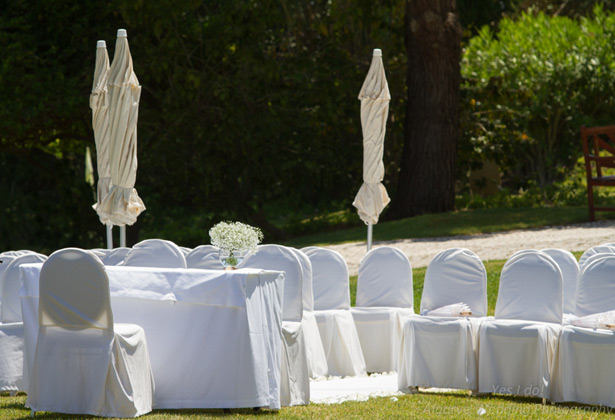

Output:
xmin=588 ymin=185 xmax=595 ymax=221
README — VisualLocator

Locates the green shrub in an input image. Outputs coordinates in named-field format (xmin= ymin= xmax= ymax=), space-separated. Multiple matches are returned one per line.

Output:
xmin=460 ymin=6 xmax=615 ymax=190
xmin=456 ymin=157 xmax=615 ymax=210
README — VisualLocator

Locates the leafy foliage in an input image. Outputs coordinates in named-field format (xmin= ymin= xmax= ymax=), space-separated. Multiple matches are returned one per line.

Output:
xmin=0 ymin=0 xmax=406 ymax=249
xmin=460 ymin=6 xmax=615 ymax=189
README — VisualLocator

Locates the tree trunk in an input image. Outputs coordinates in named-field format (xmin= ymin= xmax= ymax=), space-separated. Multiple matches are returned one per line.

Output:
xmin=388 ymin=0 xmax=462 ymax=219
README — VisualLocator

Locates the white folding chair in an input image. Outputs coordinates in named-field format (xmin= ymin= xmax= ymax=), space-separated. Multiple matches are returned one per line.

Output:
xmin=540 ymin=248 xmax=579 ymax=319
xmin=0 ymin=253 xmax=47 ymax=393
xmin=551 ymin=254 xmax=615 ymax=407
xmin=27 ymin=248 xmax=154 ymax=417
xmin=478 ymin=250 xmax=562 ymax=399
xmin=100 ymin=247 xmax=130 ymax=266
xmin=398 ymin=248 xmax=487 ymax=392
xmin=185 ymin=245 xmax=224 ymax=270
xmin=306 ymin=247 xmax=366 ymax=377
xmin=291 ymin=248 xmax=328 ymax=379
xmin=242 ymin=244 xmax=309 ymax=406
xmin=578 ymin=243 xmax=615 ymax=268
xmin=350 ymin=246 xmax=414 ymax=373
xmin=122 ymin=238 xmax=187 ymax=268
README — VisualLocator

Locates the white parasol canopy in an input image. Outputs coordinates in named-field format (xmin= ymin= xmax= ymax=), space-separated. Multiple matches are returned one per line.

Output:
xmin=352 ymin=49 xmax=391 ymax=251
xmin=90 ymin=40 xmax=112 ymax=225
xmin=99 ymin=29 xmax=145 ymax=229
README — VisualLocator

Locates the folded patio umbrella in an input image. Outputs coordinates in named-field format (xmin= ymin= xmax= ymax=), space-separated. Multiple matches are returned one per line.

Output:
xmin=99 ymin=29 xmax=145 ymax=227
xmin=352 ymin=49 xmax=391 ymax=251
xmin=90 ymin=40 xmax=112 ymax=226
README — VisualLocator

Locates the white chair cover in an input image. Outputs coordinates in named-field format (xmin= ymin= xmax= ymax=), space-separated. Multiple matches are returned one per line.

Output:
xmin=300 ymin=246 xmax=319 ymax=254
xmin=0 ymin=253 xmax=47 ymax=393
xmin=540 ymin=248 xmax=579 ymax=316
xmin=185 ymin=245 xmax=224 ymax=270
xmin=0 ymin=250 xmax=33 ymax=257
xmin=0 ymin=255 xmax=17 ymax=304
xmin=552 ymin=255 xmax=615 ymax=407
xmin=0 ymin=323 xmax=26 ymax=392
xmin=89 ymin=248 xmax=111 ymax=259
xmin=420 ymin=248 xmax=487 ymax=317
xmin=350 ymin=246 xmax=414 ymax=373
xmin=355 ymin=246 xmax=413 ymax=308
xmin=291 ymin=248 xmax=328 ymax=379
xmin=27 ymin=248 xmax=154 ymax=418
xmin=574 ymin=254 xmax=615 ymax=317
xmin=577 ymin=252 xmax=612 ymax=280
xmin=399 ymin=248 xmax=486 ymax=391
xmin=308 ymin=247 xmax=351 ymax=311
xmin=179 ymin=246 xmax=191 ymax=256
xmin=306 ymin=247 xmax=366 ymax=377
xmin=122 ymin=238 xmax=187 ymax=268
xmin=578 ymin=244 xmax=615 ymax=268
xmin=244 ymin=245 xmax=303 ymax=323
xmin=242 ymin=245 xmax=309 ymax=406
xmin=101 ymin=247 xmax=130 ymax=265
xmin=2 ymin=253 xmax=47 ymax=323
xmin=478 ymin=251 xmax=562 ymax=398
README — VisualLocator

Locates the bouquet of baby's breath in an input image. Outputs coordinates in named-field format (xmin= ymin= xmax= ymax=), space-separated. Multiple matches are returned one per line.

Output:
xmin=209 ymin=221 xmax=263 ymax=253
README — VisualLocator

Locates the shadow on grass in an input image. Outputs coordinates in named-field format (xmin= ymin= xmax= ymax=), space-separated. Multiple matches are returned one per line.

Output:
xmin=154 ymin=407 xmax=278 ymax=417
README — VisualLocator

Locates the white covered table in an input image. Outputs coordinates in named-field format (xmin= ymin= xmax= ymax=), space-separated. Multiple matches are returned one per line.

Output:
xmin=20 ymin=265 xmax=284 ymax=410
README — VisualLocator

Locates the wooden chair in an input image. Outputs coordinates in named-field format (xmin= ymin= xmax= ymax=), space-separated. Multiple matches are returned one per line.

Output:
xmin=581 ymin=125 xmax=615 ymax=221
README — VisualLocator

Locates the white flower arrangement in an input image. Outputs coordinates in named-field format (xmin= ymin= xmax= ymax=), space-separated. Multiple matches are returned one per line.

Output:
xmin=209 ymin=221 xmax=263 ymax=254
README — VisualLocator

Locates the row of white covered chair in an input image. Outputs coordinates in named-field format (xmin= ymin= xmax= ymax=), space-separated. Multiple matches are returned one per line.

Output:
xmin=4 ymin=238 xmax=612 ymax=412
xmin=398 ymin=245 xmax=615 ymax=409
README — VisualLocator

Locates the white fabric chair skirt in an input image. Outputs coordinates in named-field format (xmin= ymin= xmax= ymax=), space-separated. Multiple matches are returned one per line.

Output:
xmin=301 ymin=311 xmax=328 ymax=379
xmin=551 ymin=255 xmax=615 ymax=407
xmin=398 ymin=316 xmax=482 ymax=391
xmin=314 ymin=309 xmax=366 ymax=377
xmin=241 ymin=245 xmax=309 ymax=406
xmin=291 ymin=248 xmax=328 ymax=379
xmin=28 ymin=324 xmax=154 ymax=417
xmin=551 ymin=326 xmax=615 ymax=407
xmin=280 ymin=320 xmax=310 ymax=406
xmin=478 ymin=319 xmax=561 ymax=398
xmin=352 ymin=247 xmax=414 ymax=373
xmin=0 ymin=323 xmax=26 ymax=392
xmin=351 ymin=307 xmax=413 ymax=373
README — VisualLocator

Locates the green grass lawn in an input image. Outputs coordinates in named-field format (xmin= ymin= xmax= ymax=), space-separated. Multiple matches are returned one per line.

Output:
xmin=283 ymin=206 xmax=609 ymax=248
xmin=3 ymin=392 xmax=614 ymax=419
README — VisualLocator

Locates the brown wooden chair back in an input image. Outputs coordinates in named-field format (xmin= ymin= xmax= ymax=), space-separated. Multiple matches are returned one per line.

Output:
xmin=581 ymin=125 xmax=615 ymax=220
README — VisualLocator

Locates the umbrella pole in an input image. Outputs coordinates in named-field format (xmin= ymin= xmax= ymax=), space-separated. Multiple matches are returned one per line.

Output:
xmin=367 ymin=223 xmax=373 ymax=252
xmin=120 ymin=225 xmax=127 ymax=247
xmin=106 ymin=225 xmax=113 ymax=249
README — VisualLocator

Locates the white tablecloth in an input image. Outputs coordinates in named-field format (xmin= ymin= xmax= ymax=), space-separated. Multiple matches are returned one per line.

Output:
xmin=20 ymin=264 xmax=284 ymax=410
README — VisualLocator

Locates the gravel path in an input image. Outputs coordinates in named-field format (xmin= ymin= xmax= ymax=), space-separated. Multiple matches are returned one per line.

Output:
xmin=326 ymin=219 xmax=615 ymax=276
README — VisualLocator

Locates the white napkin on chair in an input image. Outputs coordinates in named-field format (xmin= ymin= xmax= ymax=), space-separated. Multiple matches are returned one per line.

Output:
xmin=571 ymin=310 xmax=615 ymax=330
xmin=421 ymin=302 xmax=473 ymax=317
